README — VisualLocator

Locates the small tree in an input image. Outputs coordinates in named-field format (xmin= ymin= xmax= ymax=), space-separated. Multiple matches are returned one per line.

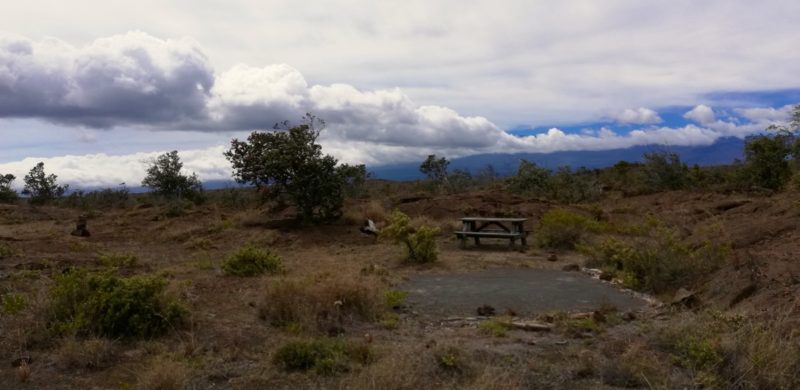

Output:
xmin=741 ymin=133 xmax=794 ymax=191
xmin=380 ymin=210 xmax=439 ymax=263
xmin=420 ymin=155 xmax=450 ymax=187
xmin=22 ymin=162 xmax=68 ymax=204
xmin=0 ymin=174 xmax=18 ymax=203
xmin=142 ymin=151 xmax=203 ymax=201
xmin=641 ymin=151 xmax=688 ymax=192
xmin=225 ymin=114 xmax=361 ymax=222
xmin=509 ymin=159 xmax=552 ymax=196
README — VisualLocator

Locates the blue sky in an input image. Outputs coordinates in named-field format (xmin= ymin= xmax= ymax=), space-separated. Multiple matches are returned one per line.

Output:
xmin=0 ymin=1 xmax=799 ymax=188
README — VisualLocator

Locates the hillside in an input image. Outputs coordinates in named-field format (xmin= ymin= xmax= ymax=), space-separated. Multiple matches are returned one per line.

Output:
xmin=1 ymin=184 xmax=798 ymax=388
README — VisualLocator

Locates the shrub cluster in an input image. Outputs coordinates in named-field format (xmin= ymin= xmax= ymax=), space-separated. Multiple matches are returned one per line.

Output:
xmin=535 ymin=208 xmax=605 ymax=250
xmin=272 ymin=338 xmax=373 ymax=375
xmin=61 ymin=186 xmax=130 ymax=210
xmin=47 ymin=268 xmax=186 ymax=339
xmin=221 ymin=245 xmax=283 ymax=276
xmin=509 ymin=161 xmax=603 ymax=203
xmin=380 ymin=210 xmax=440 ymax=263
xmin=579 ymin=229 xmax=729 ymax=294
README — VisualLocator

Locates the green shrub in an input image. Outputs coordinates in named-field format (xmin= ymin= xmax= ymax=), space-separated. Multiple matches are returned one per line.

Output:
xmin=1 ymin=293 xmax=27 ymax=315
xmin=47 ymin=269 xmax=186 ymax=339
xmin=479 ymin=319 xmax=510 ymax=337
xmin=61 ymin=186 xmax=130 ymax=209
xmin=536 ymin=208 xmax=604 ymax=250
xmin=580 ymin=229 xmax=729 ymax=294
xmin=384 ymin=290 xmax=408 ymax=309
xmin=272 ymin=338 xmax=373 ymax=375
xmin=434 ymin=346 xmax=469 ymax=374
xmin=98 ymin=253 xmax=137 ymax=268
xmin=381 ymin=210 xmax=440 ymax=264
xmin=0 ymin=243 xmax=13 ymax=259
xmin=221 ymin=245 xmax=283 ymax=276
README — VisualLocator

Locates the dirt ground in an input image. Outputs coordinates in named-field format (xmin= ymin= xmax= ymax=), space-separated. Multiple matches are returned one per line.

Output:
xmin=0 ymin=187 xmax=798 ymax=389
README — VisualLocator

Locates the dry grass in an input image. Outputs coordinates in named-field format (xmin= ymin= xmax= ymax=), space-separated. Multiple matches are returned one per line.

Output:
xmin=54 ymin=336 xmax=117 ymax=370
xmin=721 ymin=310 xmax=800 ymax=389
xmin=342 ymin=199 xmax=388 ymax=225
xmin=258 ymin=274 xmax=385 ymax=334
xmin=135 ymin=358 xmax=191 ymax=390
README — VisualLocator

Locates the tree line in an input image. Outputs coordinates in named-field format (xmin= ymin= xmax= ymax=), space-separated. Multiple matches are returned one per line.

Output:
xmin=1 ymin=106 xmax=798 ymax=219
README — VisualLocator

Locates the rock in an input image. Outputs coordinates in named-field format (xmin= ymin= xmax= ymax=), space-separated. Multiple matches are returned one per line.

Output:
xmin=547 ymin=253 xmax=558 ymax=262
xmin=592 ymin=310 xmax=606 ymax=324
xmin=509 ymin=320 xmax=552 ymax=332
xmin=671 ymin=287 xmax=698 ymax=307
xmin=562 ymin=263 xmax=580 ymax=272
xmin=70 ymin=215 xmax=90 ymax=237
xmin=476 ymin=304 xmax=496 ymax=316
xmin=621 ymin=311 xmax=637 ymax=321
xmin=11 ymin=356 xmax=32 ymax=367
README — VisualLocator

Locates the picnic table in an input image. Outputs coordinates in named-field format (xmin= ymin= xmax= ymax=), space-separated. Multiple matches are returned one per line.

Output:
xmin=454 ymin=217 xmax=528 ymax=248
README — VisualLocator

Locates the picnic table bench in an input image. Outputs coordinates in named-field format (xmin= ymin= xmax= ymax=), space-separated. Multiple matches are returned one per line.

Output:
xmin=454 ymin=217 xmax=528 ymax=248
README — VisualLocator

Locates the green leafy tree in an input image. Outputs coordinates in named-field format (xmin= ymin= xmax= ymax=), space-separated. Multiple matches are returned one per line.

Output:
xmin=741 ymin=133 xmax=794 ymax=191
xmin=0 ymin=174 xmax=18 ymax=203
xmin=337 ymin=163 xmax=369 ymax=198
xmin=420 ymin=155 xmax=450 ymax=187
xmin=641 ymin=151 xmax=688 ymax=192
xmin=225 ymin=114 xmax=360 ymax=222
xmin=740 ymin=105 xmax=800 ymax=191
xmin=509 ymin=159 xmax=552 ymax=196
xmin=22 ymin=162 xmax=68 ymax=204
xmin=141 ymin=151 xmax=203 ymax=201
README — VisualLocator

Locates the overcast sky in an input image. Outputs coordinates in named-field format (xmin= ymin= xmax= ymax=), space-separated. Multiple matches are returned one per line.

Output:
xmin=1 ymin=0 xmax=799 ymax=188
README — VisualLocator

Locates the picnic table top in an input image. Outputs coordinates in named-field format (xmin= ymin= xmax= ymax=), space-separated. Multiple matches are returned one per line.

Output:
xmin=460 ymin=217 xmax=527 ymax=222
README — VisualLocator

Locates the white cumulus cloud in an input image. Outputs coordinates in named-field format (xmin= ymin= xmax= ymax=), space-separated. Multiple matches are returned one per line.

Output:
xmin=684 ymin=105 xmax=716 ymax=125
xmin=610 ymin=108 xmax=662 ymax=125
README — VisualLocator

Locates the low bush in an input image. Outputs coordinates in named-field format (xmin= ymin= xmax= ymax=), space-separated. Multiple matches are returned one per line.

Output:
xmin=536 ymin=208 xmax=605 ymax=250
xmin=0 ymin=242 xmax=13 ymax=259
xmin=384 ymin=290 xmax=408 ymax=309
xmin=98 ymin=253 xmax=138 ymax=268
xmin=259 ymin=277 xmax=383 ymax=333
xmin=381 ymin=210 xmax=440 ymax=264
xmin=272 ymin=338 xmax=373 ymax=375
xmin=579 ymin=228 xmax=729 ymax=294
xmin=2 ymin=293 xmax=27 ymax=315
xmin=479 ymin=319 xmax=510 ymax=337
xmin=47 ymin=268 xmax=186 ymax=339
xmin=221 ymin=245 xmax=283 ymax=276
xmin=61 ymin=186 xmax=130 ymax=210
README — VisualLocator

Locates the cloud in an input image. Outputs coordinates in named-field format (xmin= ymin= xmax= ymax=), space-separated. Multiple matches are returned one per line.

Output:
xmin=684 ymin=104 xmax=716 ymax=125
xmin=0 ymin=146 xmax=232 ymax=190
xmin=0 ymin=31 xmax=214 ymax=128
xmin=610 ymin=108 xmax=662 ymax=125
xmin=735 ymin=104 xmax=794 ymax=124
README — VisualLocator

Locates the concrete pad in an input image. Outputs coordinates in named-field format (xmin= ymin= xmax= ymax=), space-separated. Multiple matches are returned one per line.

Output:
xmin=403 ymin=268 xmax=648 ymax=317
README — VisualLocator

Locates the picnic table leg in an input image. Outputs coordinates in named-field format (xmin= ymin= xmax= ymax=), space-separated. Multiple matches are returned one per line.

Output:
xmin=474 ymin=236 xmax=480 ymax=246
xmin=516 ymin=222 xmax=528 ymax=246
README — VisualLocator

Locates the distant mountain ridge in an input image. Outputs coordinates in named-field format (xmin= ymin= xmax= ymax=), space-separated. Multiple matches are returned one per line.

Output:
xmin=369 ymin=137 xmax=745 ymax=181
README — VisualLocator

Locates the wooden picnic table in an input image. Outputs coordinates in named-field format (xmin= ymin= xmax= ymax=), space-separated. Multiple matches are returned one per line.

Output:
xmin=454 ymin=217 xmax=528 ymax=248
